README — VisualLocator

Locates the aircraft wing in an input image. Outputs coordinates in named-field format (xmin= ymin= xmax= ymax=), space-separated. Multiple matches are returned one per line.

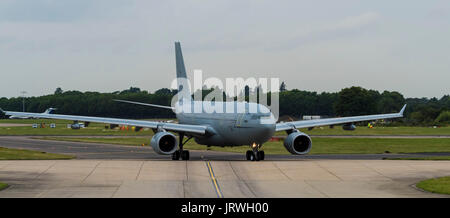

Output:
xmin=275 ymin=104 xmax=406 ymax=131
xmin=0 ymin=109 xmax=207 ymax=135
xmin=114 ymin=99 xmax=175 ymax=110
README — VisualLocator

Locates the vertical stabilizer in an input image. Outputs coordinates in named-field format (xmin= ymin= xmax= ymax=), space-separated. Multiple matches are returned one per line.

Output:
xmin=175 ymin=42 xmax=187 ymax=79
xmin=175 ymin=42 xmax=192 ymax=101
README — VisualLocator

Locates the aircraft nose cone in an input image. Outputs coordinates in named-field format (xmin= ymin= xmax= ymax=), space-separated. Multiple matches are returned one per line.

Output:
xmin=257 ymin=124 xmax=276 ymax=142
xmin=263 ymin=123 xmax=276 ymax=132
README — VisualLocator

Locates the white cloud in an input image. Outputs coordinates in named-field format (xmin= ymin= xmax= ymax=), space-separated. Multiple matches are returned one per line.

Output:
xmin=334 ymin=12 xmax=380 ymax=30
xmin=0 ymin=1 xmax=448 ymax=98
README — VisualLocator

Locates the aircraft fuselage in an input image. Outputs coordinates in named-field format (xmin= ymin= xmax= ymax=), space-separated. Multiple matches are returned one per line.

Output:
xmin=176 ymin=101 xmax=276 ymax=146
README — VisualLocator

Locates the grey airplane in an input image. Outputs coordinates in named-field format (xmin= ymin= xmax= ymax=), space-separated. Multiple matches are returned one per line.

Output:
xmin=7 ymin=107 xmax=57 ymax=119
xmin=1 ymin=42 xmax=406 ymax=161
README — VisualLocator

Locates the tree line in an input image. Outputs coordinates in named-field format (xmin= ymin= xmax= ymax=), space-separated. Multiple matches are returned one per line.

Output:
xmin=0 ymin=85 xmax=448 ymax=126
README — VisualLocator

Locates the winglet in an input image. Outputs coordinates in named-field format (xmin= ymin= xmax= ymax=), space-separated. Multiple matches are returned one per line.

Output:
xmin=399 ymin=104 xmax=407 ymax=116
xmin=43 ymin=108 xmax=57 ymax=114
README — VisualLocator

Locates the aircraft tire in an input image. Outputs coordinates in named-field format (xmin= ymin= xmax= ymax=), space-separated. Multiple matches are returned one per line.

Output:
xmin=172 ymin=150 xmax=180 ymax=160
xmin=257 ymin=151 xmax=265 ymax=160
xmin=254 ymin=152 xmax=260 ymax=161
xmin=246 ymin=150 xmax=252 ymax=160
xmin=181 ymin=150 xmax=190 ymax=160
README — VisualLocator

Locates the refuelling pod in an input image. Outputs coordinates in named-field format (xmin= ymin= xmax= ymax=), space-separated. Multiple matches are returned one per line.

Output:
xmin=342 ymin=124 xmax=356 ymax=131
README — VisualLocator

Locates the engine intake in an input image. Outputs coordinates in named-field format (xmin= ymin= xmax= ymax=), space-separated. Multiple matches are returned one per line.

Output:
xmin=283 ymin=131 xmax=312 ymax=155
xmin=150 ymin=131 xmax=178 ymax=155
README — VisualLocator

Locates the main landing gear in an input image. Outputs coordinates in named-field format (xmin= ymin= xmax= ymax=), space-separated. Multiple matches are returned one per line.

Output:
xmin=246 ymin=143 xmax=264 ymax=161
xmin=172 ymin=133 xmax=193 ymax=160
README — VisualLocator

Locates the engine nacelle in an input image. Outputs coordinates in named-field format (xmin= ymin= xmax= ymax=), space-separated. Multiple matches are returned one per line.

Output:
xmin=283 ymin=131 xmax=312 ymax=155
xmin=342 ymin=124 xmax=356 ymax=131
xmin=150 ymin=131 xmax=178 ymax=155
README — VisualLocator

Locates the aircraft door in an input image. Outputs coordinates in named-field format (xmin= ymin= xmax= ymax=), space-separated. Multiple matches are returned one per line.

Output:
xmin=235 ymin=113 xmax=245 ymax=127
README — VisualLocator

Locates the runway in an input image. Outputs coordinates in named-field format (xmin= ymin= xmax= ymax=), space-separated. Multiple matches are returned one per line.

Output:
xmin=1 ymin=136 xmax=449 ymax=160
xmin=0 ymin=123 xmax=30 ymax=127
xmin=0 ymin=159 xmax=449 ymax=198
xmin=1 ymin=136 xmax=449 ymax=198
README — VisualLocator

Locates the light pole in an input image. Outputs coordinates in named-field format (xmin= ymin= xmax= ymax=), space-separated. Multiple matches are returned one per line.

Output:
xmin=20 ymin=91 xmax=27 ymax=112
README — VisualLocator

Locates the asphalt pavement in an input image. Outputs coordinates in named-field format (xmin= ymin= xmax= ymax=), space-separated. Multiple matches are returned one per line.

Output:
xmin=0 ymin=136 xmax=449 ymax=160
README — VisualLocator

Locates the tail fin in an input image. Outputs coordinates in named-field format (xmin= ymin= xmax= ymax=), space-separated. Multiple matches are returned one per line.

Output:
xmin=43 ymin=108 xmax=57 ymax=114
xmin=175 ymin=42 xmax=192 ymax=101
xmin=175 ymin=42 xmax=187 ymax=80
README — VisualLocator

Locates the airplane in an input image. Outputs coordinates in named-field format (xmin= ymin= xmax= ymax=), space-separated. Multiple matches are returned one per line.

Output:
xmin=8 ymin=115 xmax=32 ymax=119
xmin=7 ymin=107 xmax=57 ymax=119
xmin=0 ymin=42 xmax=406 ymax=161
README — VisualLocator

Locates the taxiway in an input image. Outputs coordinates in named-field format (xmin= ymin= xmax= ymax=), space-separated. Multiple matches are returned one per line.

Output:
xmin=0 ymin=159 xmax=449 ymax=198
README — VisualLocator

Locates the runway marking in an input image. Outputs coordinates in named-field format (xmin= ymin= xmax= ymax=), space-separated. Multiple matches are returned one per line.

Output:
xmin=314 ymin=161 xmax=342 ymax=181
xmin=272 ymin=161 xmax=292 ymax=181
xmin=205 ymin=161 xmax=224 ymax=198
xmin=135 ymin=161 xmax=145 ymax=180
xmin=303 ymin=180 xmax=330 ymax=198
xmin=82 ymin=161 xmax=101 ymax=183
xmin=228 ymin=161 xmax=257 ymax=197
xmin=35 ymin=161 xmax=57 ymax=179
xmin=361 ymin=162 xmax=394 ymax=181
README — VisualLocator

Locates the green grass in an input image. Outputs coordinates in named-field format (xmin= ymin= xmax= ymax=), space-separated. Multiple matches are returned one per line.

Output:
xmin=0 ymin=119 xmax=70 ymax=124
xmin=39 ymin=137 xmax=450 ymax=155
xmin=416 ymin=177 xmax=450 ymax=195
xmin=0 ymin=123 xmax=154 ymax=136
xmin=0 ymin=119 xmax=449 ymax=136
xmin=39 ymin=137 xmax=149 ymax=146
xmin=0 ymin=118 xmax=172 ymax=124
xmin=0 ymin=118 xmax=171 ymax=136
xmin=0 ymin=147 xmax=74 ymax=160
xmin=0 ymin=182 xmax=8 ymax=191
xmin=383 ymin=156 xmax=450 ymax=160
xmin=279 ymin=126 xmax=450 ymax=136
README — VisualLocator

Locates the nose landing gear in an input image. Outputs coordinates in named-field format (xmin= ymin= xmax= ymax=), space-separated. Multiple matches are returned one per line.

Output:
xmin=246 ymin=143 xmax=264 ymax=161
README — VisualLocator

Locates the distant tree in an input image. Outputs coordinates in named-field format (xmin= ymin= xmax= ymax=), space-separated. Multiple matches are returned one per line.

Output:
xmin=1 ymin=85 xmax=448 ymax=125
xmin=280 ymin=82 xmax=287 ymax=92
xmin=377 ymin=91 xmax=405 ymax=113
xmin=439 ymin=95 xmax=450 ymax=110
xmin=120 ymin=87 xmax=141 ymax=94
xmin=435 ymin=111 xmax=450 ymax=124
xmin=155 ymin=88 xmax=173 ymax=95
xmin=334 ymin=86 xmax=380 ymax=116
xmin=54 ymin=87 xmax=63 ymax=95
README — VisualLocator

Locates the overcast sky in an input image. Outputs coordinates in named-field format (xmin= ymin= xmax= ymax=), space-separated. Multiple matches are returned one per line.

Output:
xmin=0 ymin=0 xmax=449 ymax=98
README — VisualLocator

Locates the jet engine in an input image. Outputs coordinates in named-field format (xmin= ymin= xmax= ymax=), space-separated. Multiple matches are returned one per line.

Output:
xmin=150 ymin=131 xmax=178 ymax=155
xmin=283 ymin=131 xmax=312 ymax=155
xmin=342 ymin=124 xmax=356 ymax=131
